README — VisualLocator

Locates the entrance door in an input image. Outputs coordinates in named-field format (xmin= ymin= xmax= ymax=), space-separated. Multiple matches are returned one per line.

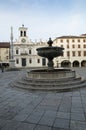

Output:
xmin=42 ymin=58 xmax=46 ymax=66
xmin=22 ymin=58 xmax=26 ymax=66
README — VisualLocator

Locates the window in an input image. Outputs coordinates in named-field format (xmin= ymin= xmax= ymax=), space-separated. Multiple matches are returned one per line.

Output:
xmin=29 ymin=49 xmax=31 ymax=54
xmin=78 ymin=44 xmax=80 ymax=48
xmin=78 ymin=39 xmax=80 ymax=42
xmin=84 ymin=51 xmax=86 ymax=56
xmin=29 ymin=58 xmax=32 ymax=63
xmin=6 ymin=56 xmax=9 ymax=60
xmin=72 ymin=44 xmax=75 ymax=48
xmin=16 ymin=49 xmax=19 ymax=54
xmin=72 ymin=51 xmax=75 ymax=56
xmin=20 ymin=31 xmax=23 ymax=37
xmin=67 ymin=51 xmax=70 ymax=57
xmin=24 ymin=31 xmax=26 ymax=36
xmin=83 ymin=44 xmax=86 ymax=48
xmin=78 ymin=51 xmax=81 ymax=56
xmin=42 ymin=58 xmax=46 ymax=66
xmin=16 ymin=59 xmax=19 ymax=64
xmin=67 ymin=39 xmax=69 ymax=43
xmin=61 ymin=45 xmax=63 ymax=48
xmin=61 ymin=52 xmax=64 ymax=57
xmin=72 ymin=39 xmax=75 ymax=42
xmin=37 ymin=59 xmax=40 ymax=63
xmin=83 ymin=39 xmax=85 ymax=42
xmin=61 ymin=39 xmax=63 ymax=43
xmin=67 ymin=44 xmax=69 ymax=48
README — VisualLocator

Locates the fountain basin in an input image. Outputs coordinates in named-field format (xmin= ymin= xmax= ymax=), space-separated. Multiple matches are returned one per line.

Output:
xmin=37 ymin=46 xmax=64 ymax=59
xmin=27 ymin=69 xmax=75 ymax=79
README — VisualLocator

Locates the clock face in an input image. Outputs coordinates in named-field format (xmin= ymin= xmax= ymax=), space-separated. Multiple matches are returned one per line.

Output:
xmin=21 ymin=38 xmax=26 ymax=43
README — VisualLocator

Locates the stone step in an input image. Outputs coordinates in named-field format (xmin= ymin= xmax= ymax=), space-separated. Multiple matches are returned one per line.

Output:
xmin=10 ymin=72 xmax=86 ymax=92
xmin=17 ymin=77 xmax=84 ymax=87
xmin=12 ymin=75 xmax=85 ymax=87
xmin=11 ymin=80 xmax=86 ymax=92
xmin=23 ymin=76 xmax=81 ymax=83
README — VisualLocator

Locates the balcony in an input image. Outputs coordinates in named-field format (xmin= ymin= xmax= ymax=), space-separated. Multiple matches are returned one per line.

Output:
xmin=20 ymin=52 xmax=28 ymax=55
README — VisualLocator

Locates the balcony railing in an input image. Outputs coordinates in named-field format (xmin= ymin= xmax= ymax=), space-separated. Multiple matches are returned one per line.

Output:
xmin=20 ymin=52 xmax=28 ymax=55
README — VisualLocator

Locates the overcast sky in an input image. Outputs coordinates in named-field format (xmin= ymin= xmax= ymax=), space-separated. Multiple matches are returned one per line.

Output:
xmin=0 ymin=0 xmax=86 ymax=42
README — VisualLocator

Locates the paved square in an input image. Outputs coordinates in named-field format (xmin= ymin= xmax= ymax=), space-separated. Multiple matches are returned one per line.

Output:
xmin=0 ymin=68 xmax=86 ymax=130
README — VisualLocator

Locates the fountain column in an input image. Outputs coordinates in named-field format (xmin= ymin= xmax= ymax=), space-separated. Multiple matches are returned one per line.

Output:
xmin=47 ymin=38 xmax=54 ymax=70
xmin=47 ymin=58 xmax=54 ymax=70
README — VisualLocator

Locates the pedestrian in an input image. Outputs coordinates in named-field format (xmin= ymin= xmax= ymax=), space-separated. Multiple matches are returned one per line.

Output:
xmin=1 ymin=64 xmax=4 ymax=72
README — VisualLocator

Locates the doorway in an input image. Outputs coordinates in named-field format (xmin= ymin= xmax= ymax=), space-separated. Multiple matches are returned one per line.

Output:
xmin=22 ymin=58 xmax=26 ymax=66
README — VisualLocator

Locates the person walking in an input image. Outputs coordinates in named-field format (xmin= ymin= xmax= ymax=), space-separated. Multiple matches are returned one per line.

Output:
xmin=1 ymin=64 xmax=4 ymax=72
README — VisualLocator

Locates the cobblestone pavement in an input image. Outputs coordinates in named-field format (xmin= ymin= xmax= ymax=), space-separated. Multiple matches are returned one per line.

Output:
xmin=0 ymin=68 xmax=86 ymax=130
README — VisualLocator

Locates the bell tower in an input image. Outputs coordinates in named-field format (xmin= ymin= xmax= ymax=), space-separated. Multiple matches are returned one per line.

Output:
xmin=19 ymin=24 xmax=28 ymax=43
xmin=19 ymin=24 xmax=27 ymax=37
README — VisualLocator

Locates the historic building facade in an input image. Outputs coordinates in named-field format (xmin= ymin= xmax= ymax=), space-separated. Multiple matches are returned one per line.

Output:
xmin=0 ymin=42 xmax=10 ymax=67
xmin=53 ymin=35 xmax=86 ymax=67
xmin=13 ymin=25 xmax=86 ymax=68
xmin=13 ymin=25 xmax=47 ymax=68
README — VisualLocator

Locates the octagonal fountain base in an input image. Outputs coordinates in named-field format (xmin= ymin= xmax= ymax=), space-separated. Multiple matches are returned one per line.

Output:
xmin=10 ymin=68 xmax=86 ymax=92
xmin=27 ymin=68 xmax=75 ymax=80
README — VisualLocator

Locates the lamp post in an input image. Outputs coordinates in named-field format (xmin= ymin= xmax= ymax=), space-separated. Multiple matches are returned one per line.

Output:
xmin=67 ymin=40 xmax=70 ymax=67
xmin=10 ymin=26 xmax=13 ymax=59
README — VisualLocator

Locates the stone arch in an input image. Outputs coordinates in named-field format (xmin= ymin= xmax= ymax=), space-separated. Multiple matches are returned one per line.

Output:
xmin=73 ymin=60 xmax=79 ymax=67
xmin=15 ymin=47 xmax=20 ymax=55
xmin=24 ymin=31 xmax=26 ymax=36
xmin=61 ymin=60 xmax=71 ymax=67
xmin=20 ymin=31 xmax=23 ymax=37
xmin=81 ymin=60 xmax=86 ymax=67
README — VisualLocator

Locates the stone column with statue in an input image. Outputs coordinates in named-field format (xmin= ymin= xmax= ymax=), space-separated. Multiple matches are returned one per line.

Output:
xmin=9 ymin=26 xmax=15 ymax=68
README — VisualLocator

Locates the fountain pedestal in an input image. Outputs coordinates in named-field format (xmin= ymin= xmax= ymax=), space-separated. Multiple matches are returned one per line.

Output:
xmin=47 ymin=59 xmax=54 ymax=70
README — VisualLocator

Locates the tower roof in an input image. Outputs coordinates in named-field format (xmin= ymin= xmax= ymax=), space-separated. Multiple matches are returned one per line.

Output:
xmin=19 ymin=25 xmax=27 ymax=30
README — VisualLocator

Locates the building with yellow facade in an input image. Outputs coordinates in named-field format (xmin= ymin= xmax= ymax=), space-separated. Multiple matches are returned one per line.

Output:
xmin=0 ymin=42 xmax=10 ymax=67
xmin=53 ymin=35 xmax=86 ymax=67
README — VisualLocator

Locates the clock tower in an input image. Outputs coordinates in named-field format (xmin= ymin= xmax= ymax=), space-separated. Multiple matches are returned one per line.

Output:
xmin=19 ymin=24 xmax=28 ymax=43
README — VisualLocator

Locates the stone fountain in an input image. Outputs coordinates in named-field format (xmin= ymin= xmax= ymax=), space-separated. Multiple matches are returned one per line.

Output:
xmin=27 ymin=38 xmax=75 ymax=80
xmin=11 ymin=38 xmax=86 ymax=91
xmin=37 ymin=38 xmax=64 ymax=70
